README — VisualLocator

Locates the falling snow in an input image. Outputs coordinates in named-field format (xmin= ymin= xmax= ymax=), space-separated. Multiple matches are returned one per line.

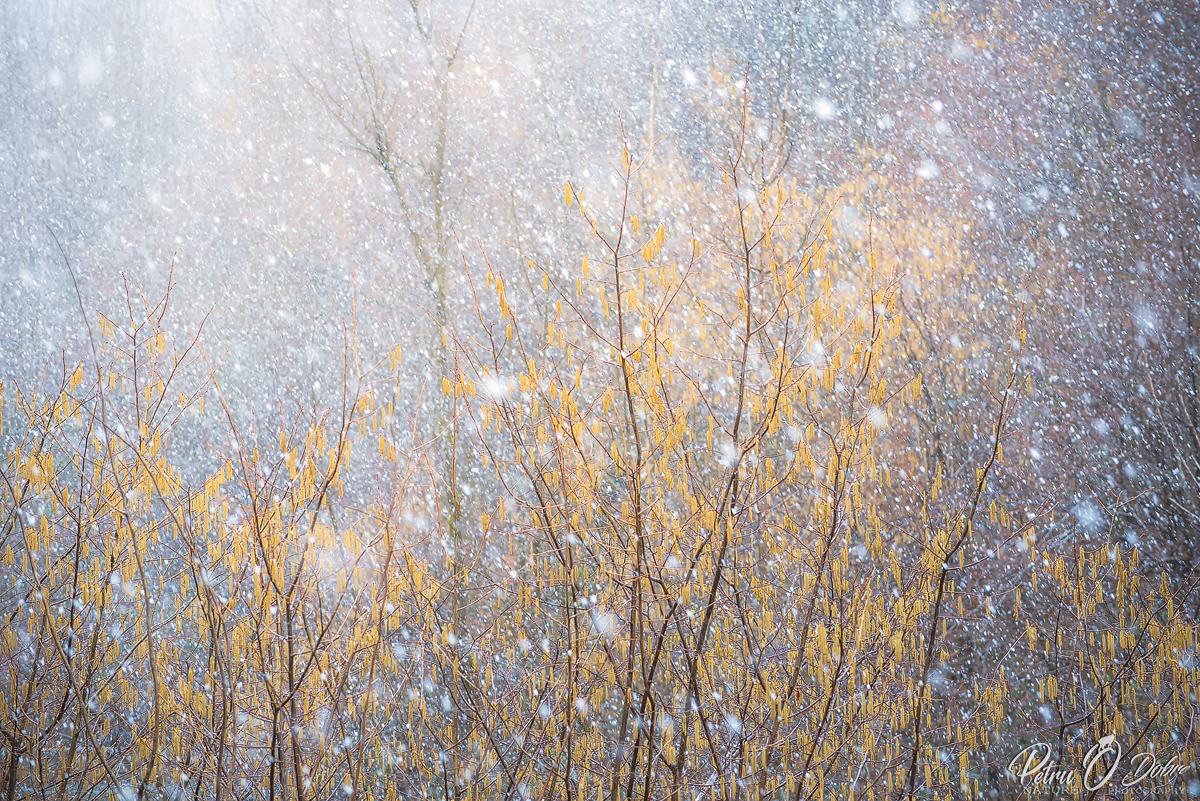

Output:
xmin=2 ymin=0 xmax=1199 ymax=799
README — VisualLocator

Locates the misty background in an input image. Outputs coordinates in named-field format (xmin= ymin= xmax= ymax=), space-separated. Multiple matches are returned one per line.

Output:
xmin=2 ymin=0 xmax=1198 ymax=531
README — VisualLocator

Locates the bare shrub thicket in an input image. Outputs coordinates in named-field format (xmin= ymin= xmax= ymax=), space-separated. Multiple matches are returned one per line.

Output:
xmin=2 ymin=108 xmax=1197 ymax=801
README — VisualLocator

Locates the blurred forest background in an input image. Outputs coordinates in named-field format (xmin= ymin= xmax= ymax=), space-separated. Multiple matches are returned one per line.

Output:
xmin=3 ymin=0 xmax=1198 ymax=490
xmin=1 ymin=0 xmax=1199 ymax=799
